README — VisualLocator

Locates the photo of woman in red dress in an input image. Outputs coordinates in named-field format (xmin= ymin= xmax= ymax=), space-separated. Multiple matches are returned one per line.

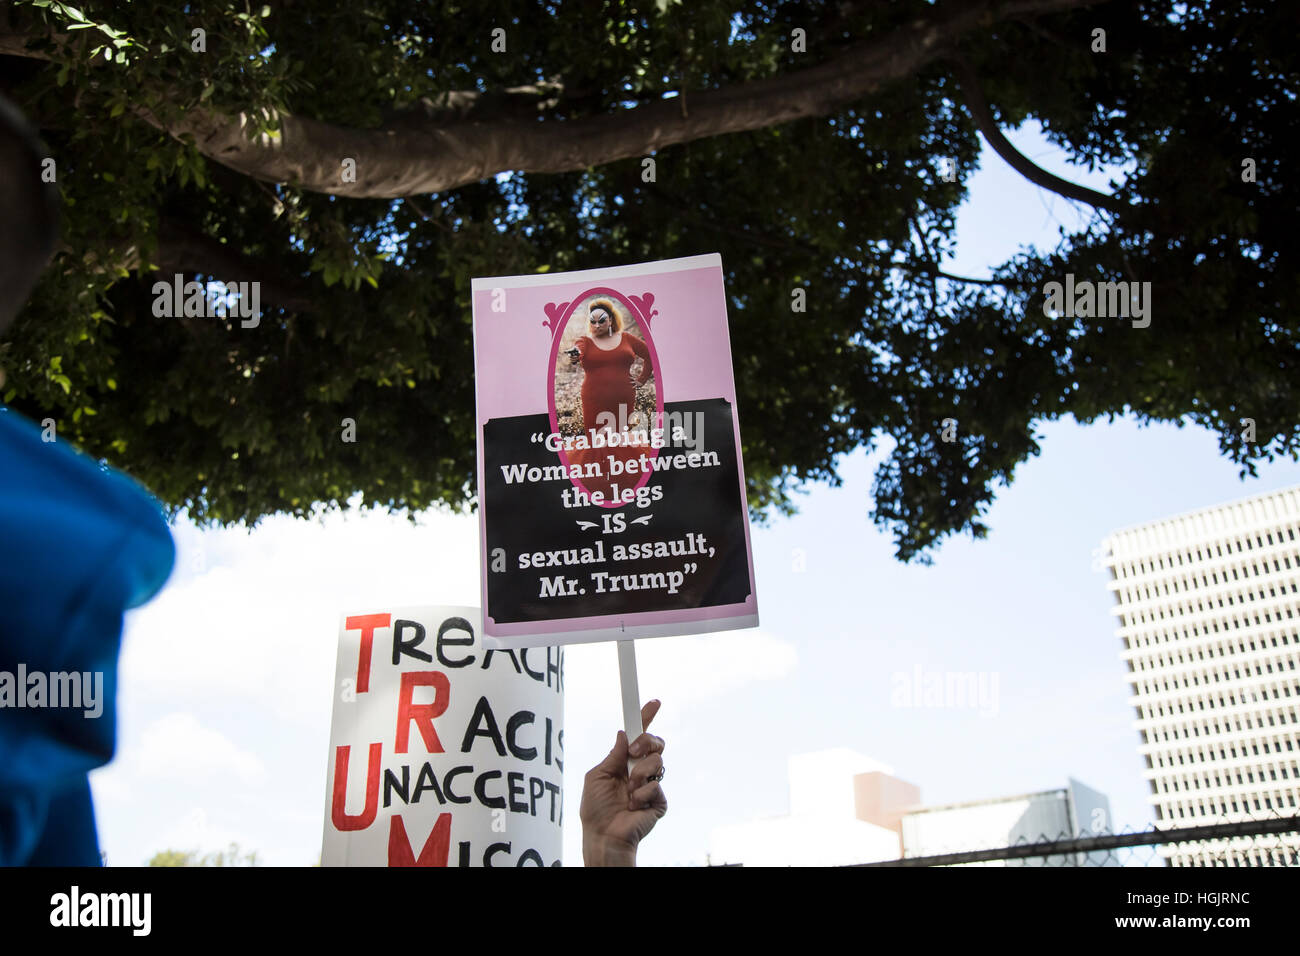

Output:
xmin=569 ymin=297 xmax=654 ymax=437
xmin=554 ymin=295 xmax=657 ymax=500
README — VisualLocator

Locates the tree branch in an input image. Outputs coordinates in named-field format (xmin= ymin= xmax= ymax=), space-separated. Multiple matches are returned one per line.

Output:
xmin=893 ymin=260 xmax=1035 ymax=289
xmin=2 ymin=0 xmax=1103 ymax=198
xmin=153 ymin=219 xmax=314 ymax=312
xmin=949 ymin=52 xmax=1124 ymax=212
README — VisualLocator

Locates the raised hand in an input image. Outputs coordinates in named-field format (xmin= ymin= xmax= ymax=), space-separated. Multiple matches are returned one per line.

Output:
xmin=579 ymin=699 xmax=667 ymax=867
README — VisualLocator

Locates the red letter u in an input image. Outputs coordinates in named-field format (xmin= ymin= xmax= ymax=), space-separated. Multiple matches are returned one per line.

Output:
xmin=331 ymin=742 xmax=382 ymax=831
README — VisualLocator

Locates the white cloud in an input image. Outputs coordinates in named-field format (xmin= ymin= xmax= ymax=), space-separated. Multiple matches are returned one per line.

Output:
xmin=134 ymin=712 xmax=266 ymax=785
xmin=564 ymin=627 xmax=798 ymax=716
xmin=119 ymin=505 xmax=481 ymax=722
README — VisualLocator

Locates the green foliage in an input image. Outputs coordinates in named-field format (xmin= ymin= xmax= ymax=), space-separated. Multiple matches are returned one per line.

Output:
xmin=147 ymin=842 xmax=259 ymax=866
xmin=1 ymin=0 xmax=1296 ymax=560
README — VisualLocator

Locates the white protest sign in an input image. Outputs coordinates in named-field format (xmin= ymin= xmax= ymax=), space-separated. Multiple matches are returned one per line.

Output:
xmin=321 ymin=606 xmax=565 ymax=866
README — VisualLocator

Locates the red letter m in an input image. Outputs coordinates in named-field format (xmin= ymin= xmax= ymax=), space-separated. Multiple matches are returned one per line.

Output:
xmin=388 ymin=813 xmax=452 ymax=866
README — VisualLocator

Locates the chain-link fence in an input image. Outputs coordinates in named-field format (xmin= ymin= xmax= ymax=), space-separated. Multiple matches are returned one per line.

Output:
xmin=855 ymin=810 xmax=1300 ymax=867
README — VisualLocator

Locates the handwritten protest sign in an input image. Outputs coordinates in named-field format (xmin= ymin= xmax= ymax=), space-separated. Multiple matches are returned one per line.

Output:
xmin=320 ymin=607 xmax=564 ymax=866
xmin=472 ymin=254 xmax=759 ymax=646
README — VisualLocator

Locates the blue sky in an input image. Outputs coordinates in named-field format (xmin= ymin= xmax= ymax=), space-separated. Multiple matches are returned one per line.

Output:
xmin=89 ymin=123 xmax=1300 ymax=867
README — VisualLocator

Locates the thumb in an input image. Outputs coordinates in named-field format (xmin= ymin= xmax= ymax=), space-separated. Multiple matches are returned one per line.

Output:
xmin=640 ymin=699 xmax=661 ymax=732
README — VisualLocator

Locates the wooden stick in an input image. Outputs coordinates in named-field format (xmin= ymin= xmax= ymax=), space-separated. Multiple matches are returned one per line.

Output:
xmin=617 ymin=639 xmax=643 ymax=777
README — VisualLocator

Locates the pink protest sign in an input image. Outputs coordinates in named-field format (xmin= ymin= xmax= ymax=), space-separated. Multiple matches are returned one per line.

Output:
xmin=471 ymin=254 xmax=759 ymax=646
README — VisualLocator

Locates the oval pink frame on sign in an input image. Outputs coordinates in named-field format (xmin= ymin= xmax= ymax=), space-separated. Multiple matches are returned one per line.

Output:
xmin=545 ymin=287 xmax=664 ymax=508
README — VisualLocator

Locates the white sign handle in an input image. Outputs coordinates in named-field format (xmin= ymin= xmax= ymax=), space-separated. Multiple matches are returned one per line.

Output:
xmin=617 ymin=639 xmax=643 ymax=777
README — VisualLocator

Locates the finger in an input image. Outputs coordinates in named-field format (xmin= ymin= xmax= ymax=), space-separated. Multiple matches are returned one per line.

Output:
xmin=627 ymin=780 xmax=666 ymax=811
xmin=639 ymin=699 xmax=661 ymax=733
xmin=627 ymin=731 xmax=664 ymax=759
xmin=590 ymin=730 xmax=630 ymax=777
xmin=628 ymin=753 xmax=663 ymax=790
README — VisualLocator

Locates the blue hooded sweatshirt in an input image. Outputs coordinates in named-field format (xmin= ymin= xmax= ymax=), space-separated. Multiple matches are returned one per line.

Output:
xmin=0 ymin=408 xmax=175 ymax=865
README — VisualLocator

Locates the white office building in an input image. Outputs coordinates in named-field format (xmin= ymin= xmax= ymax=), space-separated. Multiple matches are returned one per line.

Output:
xmin=1099 ymin=485 xmax=1300 ymax=866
